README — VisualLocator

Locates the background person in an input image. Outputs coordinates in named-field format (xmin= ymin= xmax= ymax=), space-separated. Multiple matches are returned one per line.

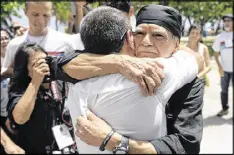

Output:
xmin=7 ymin=43 xmax=61 ymax=153
xmin=71 ymin=4 xmax=204 ymax=154
xmin=212 ymin=14 xmax=233 ymax=117
xmin=186 ymin=24 xmax=211 ymax=87
xmin=1 ymin=1 xmax=74 ymax=80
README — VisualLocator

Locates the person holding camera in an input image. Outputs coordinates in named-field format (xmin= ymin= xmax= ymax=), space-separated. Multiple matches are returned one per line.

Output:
xmin=7 ymin=42 xmax=63 ymax=154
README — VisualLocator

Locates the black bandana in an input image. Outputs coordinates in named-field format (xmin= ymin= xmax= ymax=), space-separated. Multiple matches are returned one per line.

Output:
xmin=136 ymin=4 xmax=182 ymax=39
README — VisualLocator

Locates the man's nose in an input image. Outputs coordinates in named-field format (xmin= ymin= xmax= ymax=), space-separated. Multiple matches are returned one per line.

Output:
xmin=38 ymin=15 xmax=45 ymax=25
xmin=141 ymin=34 xmax=153 ymax=46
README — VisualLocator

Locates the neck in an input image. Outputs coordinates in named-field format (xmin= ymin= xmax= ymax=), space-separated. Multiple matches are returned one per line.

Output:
xmin=188 ymin=41 xmax=198 ymax=48
xmin=29 ymin=27 xmax=48 ymax=36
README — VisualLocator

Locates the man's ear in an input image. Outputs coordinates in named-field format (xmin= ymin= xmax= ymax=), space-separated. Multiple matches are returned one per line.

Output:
xmin=129 ymin=6 xmax=134 ymax=17
xmin=173 ymin=40 xmax=180 ymax=53
xmin=123 ymin=30 xmax=135 ymax=56
xmin=126 ymin=30 xmax=134 ymax=50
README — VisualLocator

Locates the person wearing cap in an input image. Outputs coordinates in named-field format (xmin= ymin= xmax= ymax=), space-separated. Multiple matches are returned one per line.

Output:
xmin=212 ymin=14 xmax=233 ymax=117
xmin=56 ymin=4 xmax=204 ymax=154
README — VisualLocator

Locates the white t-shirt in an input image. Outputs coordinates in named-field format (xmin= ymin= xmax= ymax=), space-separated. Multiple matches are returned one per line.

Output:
xmin=69 ymin=33 xmax=85 ymax=51
xmin=2 ymin=28 xmax=75 ymax=69
xmin=66 ymin=51 xmax=198 ymax=154
xmin=212 ymin=31 xmax=233 ymax=72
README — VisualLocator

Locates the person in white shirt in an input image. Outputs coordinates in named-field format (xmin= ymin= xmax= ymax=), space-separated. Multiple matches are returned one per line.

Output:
xmin=65 ymin=5 xmax=203 ymax=154
xmin=1 ymin=2 xmax=74 ymax=79
xmin=1 ymin=29 xmax=25 ymax=155
xmin=212 ymin=14 xmax=233 ymax=117
xmin=1 ymin=29 xmax=11 ymax=125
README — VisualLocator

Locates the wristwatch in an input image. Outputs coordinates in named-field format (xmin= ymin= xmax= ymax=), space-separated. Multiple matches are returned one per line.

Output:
xmin=113 ymin=136 xmax=129 ymax=154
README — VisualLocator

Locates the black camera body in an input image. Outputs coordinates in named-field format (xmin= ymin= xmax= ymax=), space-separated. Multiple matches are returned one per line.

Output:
xmin=43 ymin=56 xmax=53 ymax=83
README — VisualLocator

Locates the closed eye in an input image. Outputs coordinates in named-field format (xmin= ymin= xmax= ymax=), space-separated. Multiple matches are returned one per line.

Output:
xmin=133 ymin=31 xmax=145 ymax=36
xmin=32 ymin=13 xmax=39 ymax=17
xmin=152 ymin=33 xmax=166 ymax=39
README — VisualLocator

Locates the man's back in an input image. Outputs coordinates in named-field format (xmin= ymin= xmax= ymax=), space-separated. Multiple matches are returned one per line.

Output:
xmin=67 ymin=51 xmax=198 ymax=153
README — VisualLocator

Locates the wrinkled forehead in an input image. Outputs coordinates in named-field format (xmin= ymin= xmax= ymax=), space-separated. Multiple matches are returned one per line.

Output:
xmin=136 ymin=24 xmax=170 ymax=34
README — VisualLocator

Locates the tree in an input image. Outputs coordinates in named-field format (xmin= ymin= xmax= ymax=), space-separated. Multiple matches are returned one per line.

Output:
xmin=169 ymin=1 xmax=232 ymax=34
xmin=1 ymin=2 xmax=24 ymax=37
xmin=52 ymin=1 xmax=71 ymax=31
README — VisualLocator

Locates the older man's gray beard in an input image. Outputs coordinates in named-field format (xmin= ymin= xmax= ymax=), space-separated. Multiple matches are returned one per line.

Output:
xmin=224 ymin=27 xmax=232 ymax=32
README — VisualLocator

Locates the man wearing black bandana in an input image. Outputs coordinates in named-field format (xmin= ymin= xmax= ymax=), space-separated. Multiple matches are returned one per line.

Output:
xmin=48 ymin=4 xmax=204 ymax=154
xmin=63 ymin=4 xmax=204 ymax=154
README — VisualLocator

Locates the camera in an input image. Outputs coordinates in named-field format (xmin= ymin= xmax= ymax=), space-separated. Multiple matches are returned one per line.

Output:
xmin=43 ymin=56 xmax=53 ymax=83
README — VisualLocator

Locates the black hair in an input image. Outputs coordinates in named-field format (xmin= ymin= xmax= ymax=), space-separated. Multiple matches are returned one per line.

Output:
xmin=188 ymin=24 xmax=203 ymax=43
xmin=80 ymin=6 xmax=130 ymax=55
xmin=1 ymin=28 xmax=13 ymax=39
xmin=188 ymin=24 xmax=202 ymax=36
xmin=9 ymin=42 xmax=47 ymax=93
xmin=104 ymin=0 xmax=132 ymax=14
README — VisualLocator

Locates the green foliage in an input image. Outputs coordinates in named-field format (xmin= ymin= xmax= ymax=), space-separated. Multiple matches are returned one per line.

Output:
xmin=1 ymin=2 xmax=24 ymax=21
xmin=169 ymin=1 xmax=232 ymax=26
xmin=52 ymin=1 xmax=71 ymax=24
xmin=132 ymin=1 xmax=159 ymax=15
xmin=1 ymin=1 xmax=232 ymax=34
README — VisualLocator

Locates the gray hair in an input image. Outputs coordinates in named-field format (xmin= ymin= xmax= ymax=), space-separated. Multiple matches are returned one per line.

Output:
xmin=80 ymin=6 xmax=131 ymax=54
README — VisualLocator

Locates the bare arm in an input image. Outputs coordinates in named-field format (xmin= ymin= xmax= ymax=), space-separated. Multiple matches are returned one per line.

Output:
xmin=214 ymin=52 xmax=224 ymax=76
xmin=12 ymin=81 xmax=39 ymax=124
xmin=75 ymin=1 xmax=86 ymax=33
xmin=62 ymin=53 xmax=121 ymax=80
xmin=62 ymin=53 xmax=165 ymax=96
xmin=12 ymin=59 xmax=49 ymax=124
xmin=106 ymin=133 xmax=157 ymax=154
xmin=1 ymin=127 xmax=25 ymax=154
xmin=66 ymin=13 xmax=75 ymax=34
xmin=214 ymin=52 xmax=221 ymax=68
xmin=179 ymin=46 xmax=204 ymax=73
xmin=197 ymin=45 xmax=211 ymax=78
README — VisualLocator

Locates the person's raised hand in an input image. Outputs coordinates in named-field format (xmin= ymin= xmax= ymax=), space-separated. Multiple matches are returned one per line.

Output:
xmin=75 ymin=110 xmax=112 ymax=146
xmin=31 ymin=59 xmax=50 ymax=86
xmin=119 ymin=55 xmax=165 ymax=96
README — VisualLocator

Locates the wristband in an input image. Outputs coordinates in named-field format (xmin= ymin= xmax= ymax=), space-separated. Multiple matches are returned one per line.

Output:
xmin=99 ymin=130 xmax=115 ymax=151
